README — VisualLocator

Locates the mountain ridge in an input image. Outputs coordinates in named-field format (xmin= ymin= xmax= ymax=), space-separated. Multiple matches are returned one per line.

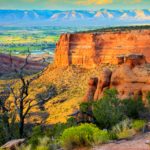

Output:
xmin=0 ymin=9 xmax=150 ymax=26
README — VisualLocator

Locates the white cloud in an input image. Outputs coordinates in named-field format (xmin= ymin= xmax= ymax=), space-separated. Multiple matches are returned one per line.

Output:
xmin=120 ymin=10 xmax=150 ymax=21
xmin=134 ymin=10 xmax=150 ymax=20
xmin=120 ymin=13 xmax=131 ymax=20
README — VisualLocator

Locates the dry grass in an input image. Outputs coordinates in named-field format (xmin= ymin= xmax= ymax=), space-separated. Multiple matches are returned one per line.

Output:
xmin=32 ymin=64 xmax=115 ymax=124
xmin=0 ymin=64 xmax=115 ymax=124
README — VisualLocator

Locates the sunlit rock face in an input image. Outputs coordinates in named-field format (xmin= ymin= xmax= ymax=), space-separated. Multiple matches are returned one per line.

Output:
xmin=54 ymin=29 xmax=150 ymax=68
xmin=83 ymin=54 xmax=150 ymax=104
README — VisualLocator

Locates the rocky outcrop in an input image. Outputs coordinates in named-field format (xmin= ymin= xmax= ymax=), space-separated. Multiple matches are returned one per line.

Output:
xmin=84 ymin=54 xmax=150 ymax=103
xmin=94 ymin=68 xmax=112 ymax=100
xmin=1 ymin=139 xmax=25 ymax=150
xmin=55 ymin=29 xmax=150 ymax=68
xmin=83 ymin=77 xmax=98 ymax=102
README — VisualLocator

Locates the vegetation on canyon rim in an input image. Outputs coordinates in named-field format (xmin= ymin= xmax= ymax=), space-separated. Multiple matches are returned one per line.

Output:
xmin=0 ymin=86 xmax=149 ymax=149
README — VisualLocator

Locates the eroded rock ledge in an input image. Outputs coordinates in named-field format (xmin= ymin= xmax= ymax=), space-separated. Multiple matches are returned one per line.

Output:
xmin=54 ymin=29 xmax=150 ymax=68
xmin=84 ymin=54 xmax=150 ymax=103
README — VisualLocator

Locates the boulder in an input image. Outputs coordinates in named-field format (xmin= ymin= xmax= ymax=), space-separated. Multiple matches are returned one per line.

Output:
xmin=1 ymin=139 xmax=25 ymax=150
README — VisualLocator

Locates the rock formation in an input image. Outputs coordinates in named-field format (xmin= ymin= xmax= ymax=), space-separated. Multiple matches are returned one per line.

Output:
xmin=84 ymin=54 xmax=150 ymax=103
xmin=94 ymin=68 xmax=112 ymax=100
xmin=1 ymin=139 xmax=25 ymax=150
xmin=83 ymin=77 xmax=98 ymax=102
xmin=55 ymin=29 xmax=150 ymax=68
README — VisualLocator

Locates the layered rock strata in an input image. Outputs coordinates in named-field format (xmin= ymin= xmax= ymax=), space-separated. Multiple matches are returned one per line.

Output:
xmin=55 ymin=29 xmax=150 ymax=68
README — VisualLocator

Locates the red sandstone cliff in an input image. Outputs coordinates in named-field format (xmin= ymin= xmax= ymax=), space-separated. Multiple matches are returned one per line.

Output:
xmin=54 ymin=29 xmax=150 ymax=68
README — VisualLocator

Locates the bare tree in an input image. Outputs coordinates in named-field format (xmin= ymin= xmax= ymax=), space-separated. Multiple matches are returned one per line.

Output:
xmin=6 ymin=52 xmax=52 ymax=138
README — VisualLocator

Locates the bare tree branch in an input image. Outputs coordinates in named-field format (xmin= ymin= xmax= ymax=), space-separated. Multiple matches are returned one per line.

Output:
xmin=6 ymin=50 xmax=50 ymax=137
xmin=20 ymin=49 xmax=31 ymax=71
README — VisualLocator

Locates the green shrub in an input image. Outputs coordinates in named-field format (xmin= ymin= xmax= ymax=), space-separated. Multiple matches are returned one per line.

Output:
xmin=80 ymin=102 xmax=93 ymax=113
xmin=50 ymin=123 xmax=68 ymax=138
xmin=0 ymin=111 xmax=19 ymax=146
xmin=116 ymin=129 xmax=135 ymax=140
xmin=92 ymin=89 xmax=146 ymax=129
xmin=27 ymin=123 xmax=68 ymax=150
xmin=18 ymin=137 xmax=51 ymax=150
xmin=66 ymin=117 xmax=77 ymax=127
xmin=132 ymin=120 xmax=146 ymax=132
xmin=112 ymin=119 xmax=136 ymax=140
xmin=28 ymin=126 xmax=44 ymax=148
xmin=122 ymin=98 xmax=145 ymax=119
xmin=93 ymin=89 xmax=125 ymax=129
xmin=35 ymin=137 xmax=50 ymax=150
xmin=61 ymin=123 xmax=110 ymax=150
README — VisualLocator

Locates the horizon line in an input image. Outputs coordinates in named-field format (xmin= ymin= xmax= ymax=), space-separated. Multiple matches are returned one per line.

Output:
xmin=0 ymin=8 xmax=149 ymax=11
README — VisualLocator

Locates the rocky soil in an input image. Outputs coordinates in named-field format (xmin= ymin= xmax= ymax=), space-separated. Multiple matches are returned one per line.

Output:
xmin=93 ymin=133 xmax=150 ymax=150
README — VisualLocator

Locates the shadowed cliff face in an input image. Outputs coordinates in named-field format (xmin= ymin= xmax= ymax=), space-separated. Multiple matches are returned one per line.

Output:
xmin=0 ymin=53 xmax=46 ymax=76
xmin=54 ymin=29 xmax=150 ymax=68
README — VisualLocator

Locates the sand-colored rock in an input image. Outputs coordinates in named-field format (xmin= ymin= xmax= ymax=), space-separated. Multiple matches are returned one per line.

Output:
xmin=1 ymin=139 xmax=25 ymax=150
xmin=55 ymin=29 xmax=150 ymax=68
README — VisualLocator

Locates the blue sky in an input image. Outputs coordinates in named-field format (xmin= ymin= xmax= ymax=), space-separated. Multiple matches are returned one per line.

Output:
xmin=0 ymin=0 xmax=149 ymax=10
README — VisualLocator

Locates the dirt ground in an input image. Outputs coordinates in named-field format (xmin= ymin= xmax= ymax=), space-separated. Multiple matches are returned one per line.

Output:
xmin=93 ymin=133 xmax=150 ymax=150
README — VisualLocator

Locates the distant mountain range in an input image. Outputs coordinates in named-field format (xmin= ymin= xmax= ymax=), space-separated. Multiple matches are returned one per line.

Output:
xmin=0 ymin=9 xmax=150 ymax=27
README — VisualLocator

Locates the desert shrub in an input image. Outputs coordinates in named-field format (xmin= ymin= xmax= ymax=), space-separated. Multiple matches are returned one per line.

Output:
xmin=0 ymin=111 xmax=19 ymax=146
xmin=28 ymin=123 xmax=68 ymax=149
xmin=50 ymin=123 xmax=68 ymax=138
xmin=116 ymin=129 xmax=135 ymax=140
xmin=122 ymin=98 xmax=145 ymax=119
xmin=147 ymin=92 xmax=150 ymax=110
xmin=80 ymin=102 xmax=93 ymax=113
xmin=0 ymin=124 xmax=5 ymax=146
xmin=61 ymin=123 xmax=110 ymax=150
xmin=28 ymin=126 xmax=45 ymax=148
xmin=66 ymin=117 xmax=77 ymax=127
xmin=112 ymin=119 xmax=136 ymax=140
xmin=18 ymin=137 xmax=51 ymax=150
xmin=36 ymin=84 xmax=57 ymax=102
xmin=92 ymin=89 xmax=146 ymax=129
xmin=132 ymin=120 xmax=146 ymax=132
xmin=93 ymin=89 xmax=125 ymax=129
xmin=35 ymin=137 xmax=50 ymax=150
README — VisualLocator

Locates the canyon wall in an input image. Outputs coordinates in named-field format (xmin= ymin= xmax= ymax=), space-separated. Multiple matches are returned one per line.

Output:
xmin=54 ymin=29 xmax=150 ymax=68
xmin=83 ymin=54 xmax=150 ymax=103
xmin=0 ymin=53 xmax=45 ymax=74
